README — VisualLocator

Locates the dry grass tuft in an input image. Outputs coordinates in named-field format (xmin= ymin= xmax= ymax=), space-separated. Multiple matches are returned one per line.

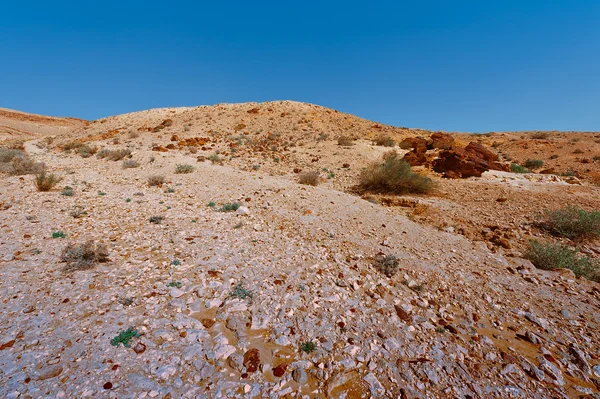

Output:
xmin=358 ymin=151 xmax=433 ymax=195
xmin=61 ymin=240 xmax=109 ymax=271
xmin=337 ymin=135 xmax=354 ymax=146
xmin=34 ymin=171 xmax=62 ymax=191
xmin=298 ymin=171 xmax=320 ymax=186
xmin=148 ymin=175 xmax=166 ymax=187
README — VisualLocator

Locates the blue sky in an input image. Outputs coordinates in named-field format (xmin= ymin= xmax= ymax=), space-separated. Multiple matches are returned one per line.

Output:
xmin=1 ymin=1 xmax=599 ymax=132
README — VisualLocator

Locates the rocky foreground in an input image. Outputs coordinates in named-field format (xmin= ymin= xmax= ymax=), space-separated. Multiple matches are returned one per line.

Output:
xmin=0 ymin=137 xmax=599 ymax=399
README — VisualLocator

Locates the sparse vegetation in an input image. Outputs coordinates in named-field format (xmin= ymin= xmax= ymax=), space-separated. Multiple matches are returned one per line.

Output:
xmin=110 ymin=327 xmax=140 ymax=348
xmin=167 ymin=281 xmax=182 ymax=288
xmin=208 ymin=154 xmax=223 ymax=165
xmin=52 ymin=231 xmax=66 ymax=239
xmin=219 ymin=203 xmax=240 ymax=212
xmin=373 ymin=254 xmax=400 ymax=277
xmin=122 ymin=159 xmax=140 ymax=169
xmin=549 ymin=154 xmax=559 ymax=160
xmin=61 ymin=240 xmax=109 ymax=271
xmin=0 ymin=149 xmax=46 ymax=175
xmin=148 ymin=175 xmax=165 ymax=187
xmin=523 ymin=159 xmax=544 ymax=169
xmin=373 ymin=134 xmax=395 ymax=147
xmin=208 ymin=201 xmax=216 ymax=208
xmin=358 ymin=151 xmax=433 ymax=194
xmin=230 ymin=283 xmax=252 ymax=301
xmin=540 ymin=206 xmax=600 ymax=240
xmin=337 ymin=135 xmax=354 ymax=146
xmin=97 ymin=148 xmax=132 ymax=161
xmin=175 ymin=164 xmax=194 ymax=174
xmin=526 ymin=241 xmax=599 ymax=282
xmin=34 ymin=171 xmax=62 ymax=191
xmin=70 ymin=206 xmax=87 ymax=218
xmin=61 ymin=186 xmax=74 ymax=196
xmin=510 ymin=163 xmax=529 ymax=174
xmin=300 ymin=341 xmax=317 ymax=354
xmin=298 ymin=171 xmax=320 ymax=186
xmin=149 ymin=216 xmax=164 ymax=224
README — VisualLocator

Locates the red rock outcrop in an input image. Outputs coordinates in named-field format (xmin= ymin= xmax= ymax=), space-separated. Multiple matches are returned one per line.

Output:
xmin=433 ymin=142 xmax=508 ymax=178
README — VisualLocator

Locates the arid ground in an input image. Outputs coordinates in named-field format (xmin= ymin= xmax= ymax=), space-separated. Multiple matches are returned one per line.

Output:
xmin=1 ymin=101 xmax=599 ymax=398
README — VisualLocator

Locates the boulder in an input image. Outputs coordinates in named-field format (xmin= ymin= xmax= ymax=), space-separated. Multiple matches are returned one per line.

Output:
xmin=428 ymin=133 xmax=454 ymax=150
xmin=433 ymin=142 xmax=508 ymax=178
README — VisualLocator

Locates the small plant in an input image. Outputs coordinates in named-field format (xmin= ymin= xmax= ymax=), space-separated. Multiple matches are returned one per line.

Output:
xmin=230 ymin=283 xmax=252 ymax=301
xmin=298 ymin=171 xmax=321 ymax=186
xmin=549 ymin=154 xmax=559 ymax=160
xmin=122 ymin=159 xmax=140 ymax=169
xmin=167 ymin=281 xmax=182 ymax=288
xmin=219 ymin=203 xmax=240 ymax=212
xmin=373 ymin=254 xmax=400 ymax=277
xmin=562 ymin=169 xmax=577 ymax=177
xmin=61 ymin=240 xmax=109 ymax=271
xmin=7 ymin=155 xmax=46 ymax=175
xmin=52 ymin=231 xmax=66 ymax=239
xmin=373 ymin=134 xmax=395 ymax=147
xmin=110 ymin=327 xmax=140 ymax=348
xmin=358 ymin=151 xmax=433 ymax=194
xmin=233 ymin=222 xmax=243 ymax=229
xmin=70 ymin=206 xmax=87 ymax=219
xmin=540 ymin=206 xmax=600 ymax=240
xmin=164 ymin=188 xmax=175 ymax=193
xmin=61 ymin=186 xmax=74 ymax=196
xmin=149 ymin=216 xmax=164 ymax=224
xmin=327 ymin=173 xmax=335 ymax=179
xmin=34 ymin=171 xmax=62 ymax=191
xmin=125 ymin=198 xmax=131 ymax=202
xmin=300 ymin=341 xmax=317 ymax=354
xmin=526 ymin=241 xmax=599 ymax=282
xmin=337 ymin=135 xmax=354 ymax=146
xmin=128 ymin=131 xmax=140 ymax=139
xmin=208 ymin=201 xmax=216 ymax=207
xmin=573 ymin=149 xmax=584 ymax=154
xmin=208 ymin=154 xmax=223 ymax=165
xmin=171 ymin=259 xmax=181 ymax=266
xmin=252 ymin=164 xmax=261 ymax=171
xmin=148 ymin=175 xmax=165 ymax=187
xmin=510 ymin=163 xmax=529 ymax=174
xmin=175 ymin=164 xmax=195 ymax=174
xmin=523 ymin=159 xmax=544 ymax=169
xmin=98 ymin=148 xmax=132 ymax=161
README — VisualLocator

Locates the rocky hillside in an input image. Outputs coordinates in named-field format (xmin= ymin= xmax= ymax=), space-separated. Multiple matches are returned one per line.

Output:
xmin=1 ymin=101 xmax=600 ymax=398
xmin=0 ymin=107 xmax=86 ymax=144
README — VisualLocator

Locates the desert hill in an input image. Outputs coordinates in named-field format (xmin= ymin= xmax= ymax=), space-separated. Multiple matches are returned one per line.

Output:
xmin=1 ymin=101 xmax=600 ymax=398
xmin=0 ymin=107 xmax=87 ymax=144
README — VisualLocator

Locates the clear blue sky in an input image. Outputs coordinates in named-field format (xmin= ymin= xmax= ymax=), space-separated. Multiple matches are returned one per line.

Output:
xmin=1 ymin=1 xmax=599 ymax=132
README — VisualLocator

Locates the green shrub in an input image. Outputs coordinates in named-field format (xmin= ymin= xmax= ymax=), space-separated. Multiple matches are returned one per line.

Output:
xmin=373 ymin=254 xmax=399 ymax=277
xmin=526 ymin=241 xmax=599 ymax=282
xmin=540 ymin=206 xmax=600 ymax=240
xmin=523 ymin=159 xmax=544 ymax=169
xmin=510 ymin=163 xmax=529 ymax=173
xmin=110 ymin=327 xmax=140 ymax=347
xmin=300 ymin=341 xmax=317 ymax=354
xmin=34 ymin=171 xmax=62 ymax=191
xmin=358 ymin=151 xmax=433 ymax=194
xmin=208 ymin=154 xmax=223 ymax=165
xmin=219 ymin=203 xmax=240 ymax=212
xmin=52 ymin=231 xmax=66 ymax=239
xmin=175 ymin=164 xmax=195 ymax=174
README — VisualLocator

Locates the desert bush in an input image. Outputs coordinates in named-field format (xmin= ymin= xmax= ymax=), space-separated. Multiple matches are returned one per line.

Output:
xmin=573 ymin=149 xmax=584 ymax=154
xmin=523 ymin=159 xmax=544 ymax=169
xmin=208 ymin=154 xmax=223 ymax=165
xmin=219 ymin=203 xmax=241 ymax=212
xmin=562 ymin=169 xmax=577 ymax=177
xmin=61 ymin=240 xmax=109 ymax=271
xmin=337 ymin=135 xmax=354 ymax=146
xmin=122 ymin=159 xmax=140 ymax=169
xmin=298 ymin=171 xmax=320 ymax=186
xmin=526 ymin=240 xmax=599 ymax=282
xmin=148 ymin=175 xmax=165 ymax=187
xmin=34 ymin=171 xmax=62 ymax=191
xmin=70 ymin=206 xmax=87 ymax=218
xmin=358 ymin=151 xmax=433 ymax=194
xmin=76 ymin=144 xmax=98 ymax=158
xmin=63 ymin=141 xmax=86 ymax=152
xmin=540 ymin=206 xmax=600 ymax=240
xmin=61 ymin=186 xmax=74 ymax=196
xmin=97 ymin=148 xmax=131 ymax=161
xmin=0 ymin=148 xmax=25 ymax=163
xmin=531 ymin=132 xmax=549 ymax=139
xmin=373 ymin=134 xmax=396 ymax=147
xmin=149 ymin=215 xmax=164 ymax=224
xmin=128 ymin=131 xmax=140 ymax=139
xmin=510 ymin=163 xmax=529 ymax=173
xmin=175 ymin=164 xmax=195 ymax=174
xmin=373 ymin=254 xmax=400 ymax=277
xmin=8 ymin=156 xmax=45 ymax=175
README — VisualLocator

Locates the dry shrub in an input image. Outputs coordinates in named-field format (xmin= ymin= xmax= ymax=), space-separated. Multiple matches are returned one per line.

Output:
xmin=298 ymin=171 xmax=320 ymax=186
xmin=359 ymin=151 xmax=433 ymax=194
xmin=0 ymin=148 xmax=45 ymax=175
xmin=34 ymin=171 xmax=62 ymax=191
xmin=373 ymin=134 xmax=395 ymax=147
xmin=175 ymin=164 xmax=195 ymax=174
xmin=531 ymin=132 xmax=549 ymax=139
xmin=61 ymin=240 xmax=109 ymax=271
xmin=148 ymin=175 xmax=165 ymax=187
xmin=97 ymin=148 xmax=131 ymax=161
xmin=589 ymin=172 xmax=600 ymax=186
xmin=540 ymin=206 xmax=600 ymax=240
xmin=337 ymin=135 xmax=354 ymax=146
xmin=373 ymin=254 xmax=399 ymax=277
xmin=122 ymin=159 xmax=140 ymax=169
